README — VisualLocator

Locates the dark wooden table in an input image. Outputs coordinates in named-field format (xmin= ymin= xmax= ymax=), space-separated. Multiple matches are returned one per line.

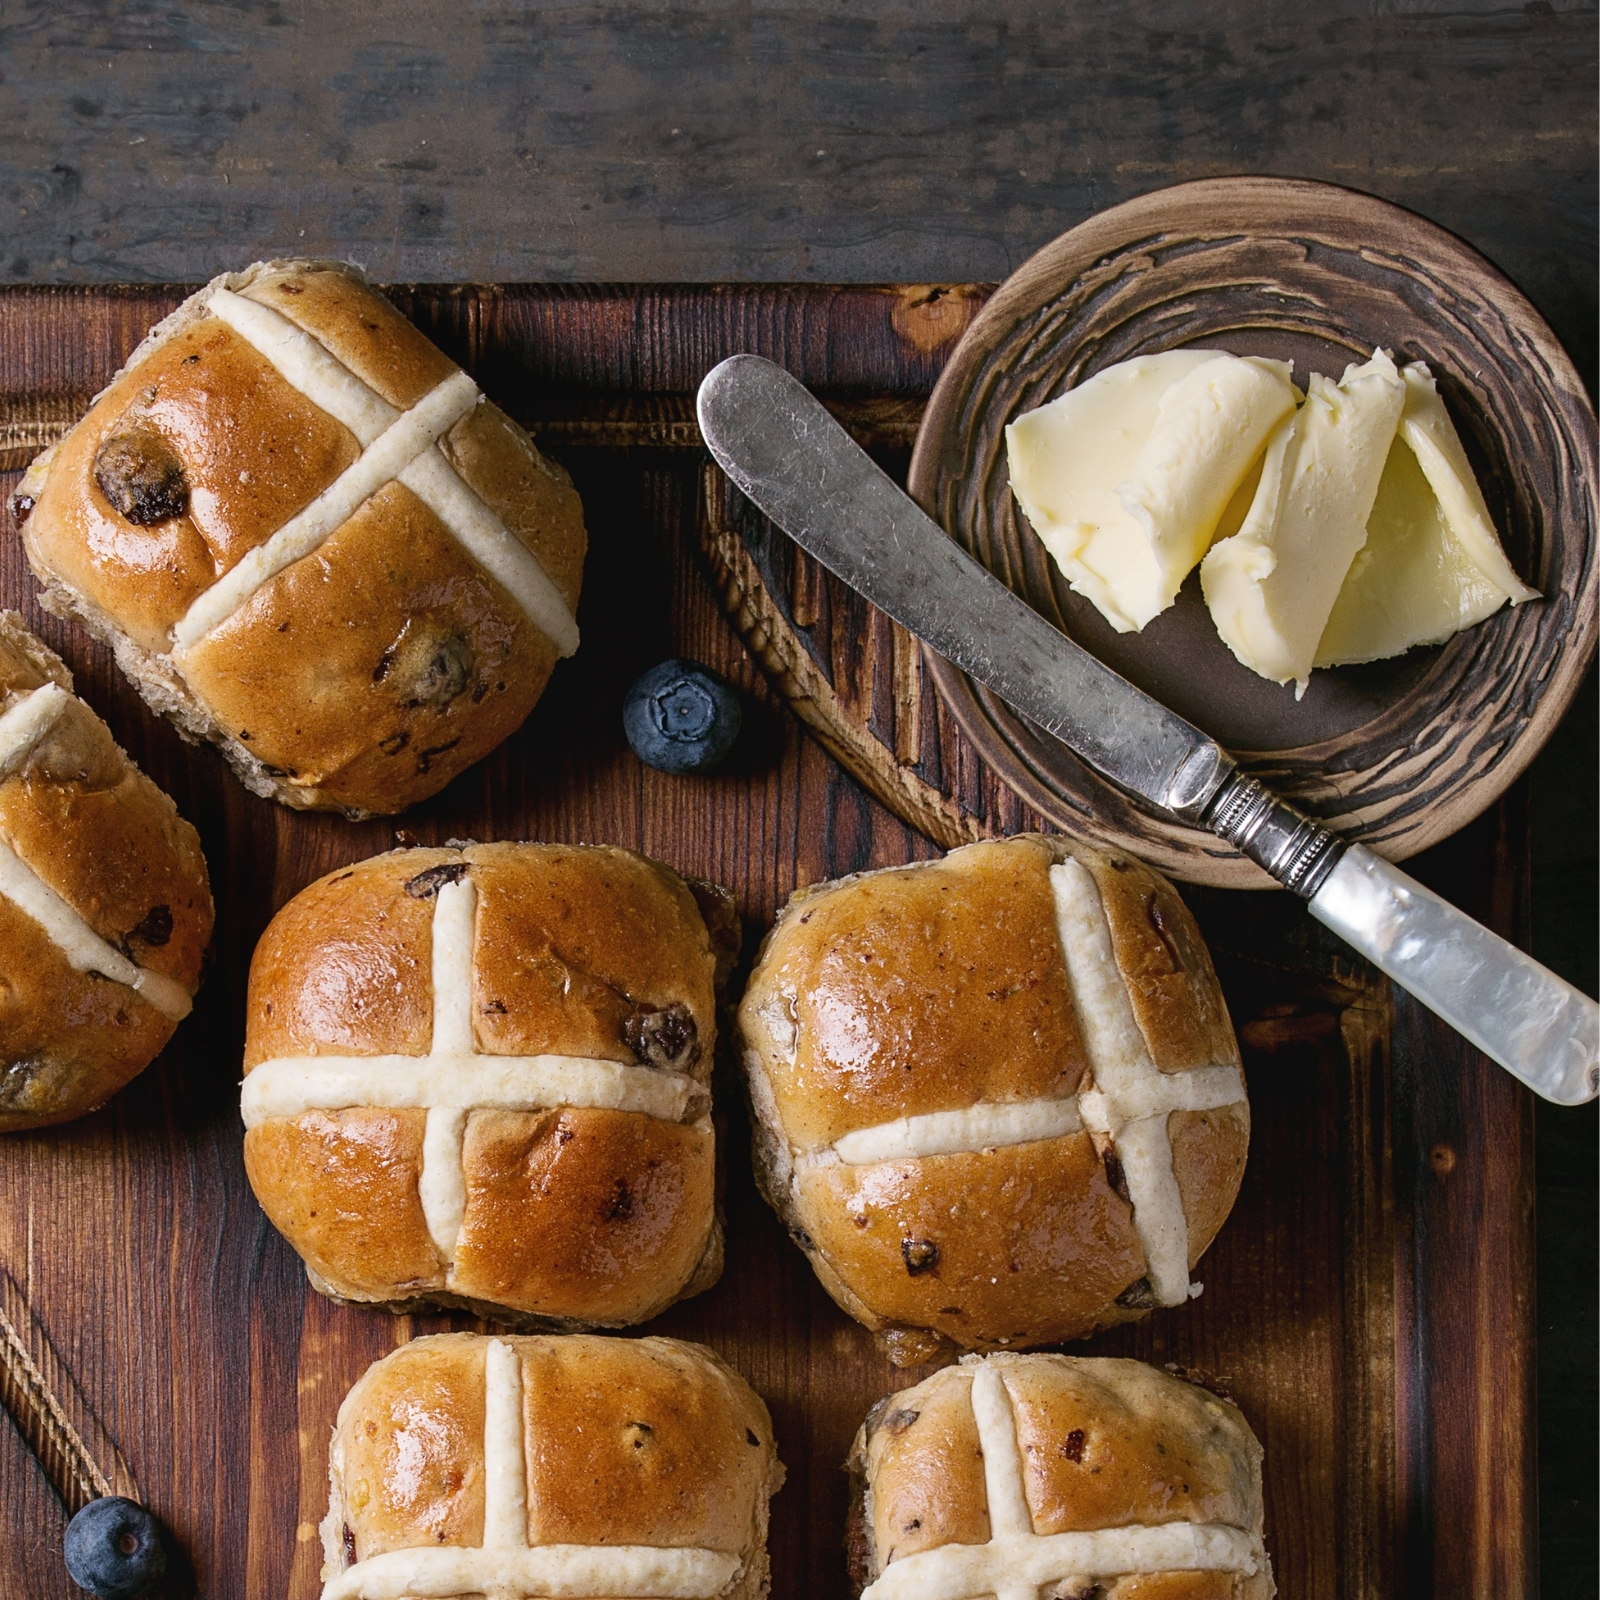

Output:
xmin=0 ymin=5 xmax=1594 ymax=1596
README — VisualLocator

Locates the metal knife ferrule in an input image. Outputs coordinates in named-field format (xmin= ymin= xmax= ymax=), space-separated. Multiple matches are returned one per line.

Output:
xmin=1203 ymin=772 xmax=1347 ymax=899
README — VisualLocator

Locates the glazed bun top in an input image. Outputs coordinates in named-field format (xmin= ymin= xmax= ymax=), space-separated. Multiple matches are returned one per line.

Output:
xmin=739 ymin=834 xmax=1247 ymax=1356
xmin=238 ymin=842 xmax=731 ymax=1326
xmin=245 ymin=840 xmax=720 ymax=1076
xmin=0 ymin=611 xmax=211 ymax=1129
xmin=321 ymin=1333 xmax=783 ymax=1600
xmin=744 ymin=834 xmax=1238 ymax=1153
xmin=850 ymin=1354 xmax=1271 ymax=1599
xmin=15 ymin=259 xmax=586 ymax=816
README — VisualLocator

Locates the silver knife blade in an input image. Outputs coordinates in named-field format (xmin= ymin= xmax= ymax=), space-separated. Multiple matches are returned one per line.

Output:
xmin=696 ymin=352 xmax=1233 ymax=821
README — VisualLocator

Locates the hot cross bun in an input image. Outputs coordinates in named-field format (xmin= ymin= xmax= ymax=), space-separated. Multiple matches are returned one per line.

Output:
xmin=0 ymin=611 xmax=211 ymax=1129
xmin=321 ymin=1333 xmax=784 ymax=1600
xmin=738 ymin=834 xmax=1248 ymax=1365
xmin=847 ymin=1354 xmax=1273 ymax=1599
xmin=242 ymin=840 xmax=734 ymax=1328
xmin=11 ymin=259 xmax=585 ymax=816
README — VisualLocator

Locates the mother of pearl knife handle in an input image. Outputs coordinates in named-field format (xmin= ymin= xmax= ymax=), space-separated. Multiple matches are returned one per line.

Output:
xmin=1205 ymin=769 xmax=1598 ymax=1105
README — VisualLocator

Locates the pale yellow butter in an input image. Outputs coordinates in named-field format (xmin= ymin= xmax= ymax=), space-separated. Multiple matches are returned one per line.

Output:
xmin=1006 ymin=349 xmax=1294 ymax=633
xmin=1118 ymin=352 xmax=1299 ymax=616
xmin=1315 ymin=362 xmax=1538 ymax=666
xmin=1006 ymin=350 xmax=1216 ymax=632
xmin=1200 ymin=349 xmax=1406 ymax=695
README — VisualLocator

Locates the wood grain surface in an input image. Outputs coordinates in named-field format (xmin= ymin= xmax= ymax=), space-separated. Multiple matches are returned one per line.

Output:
xmin=0 ymin=282 xmax=1540 ymax=1599
xmin=908 ymin=177 xmax=1598 ymax=887
xmin=0 ymin=3 xmax=1594 ymax=378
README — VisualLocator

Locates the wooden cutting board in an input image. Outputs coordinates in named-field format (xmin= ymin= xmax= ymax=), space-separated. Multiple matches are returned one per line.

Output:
xmin=0 ymin=283 xmax=1535 ymax=1599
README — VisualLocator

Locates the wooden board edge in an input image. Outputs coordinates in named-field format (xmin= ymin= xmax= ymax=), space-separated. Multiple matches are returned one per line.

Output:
xmin=696 ymin=461 xmax=983 ymax=852
xmin=0 ymin=1268 xmax=139 ymax=1514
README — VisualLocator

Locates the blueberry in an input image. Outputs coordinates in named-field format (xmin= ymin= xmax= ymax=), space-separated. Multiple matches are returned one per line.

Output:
xmin=623 ymin=659 xmax=742 ymax=776
xmin=63 ymin=1497 xmax=167 ymax=1599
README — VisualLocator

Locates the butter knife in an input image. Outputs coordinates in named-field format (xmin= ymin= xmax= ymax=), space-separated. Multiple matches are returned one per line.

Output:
xmin=698 ymin=354 xmax=1598 ymax=1106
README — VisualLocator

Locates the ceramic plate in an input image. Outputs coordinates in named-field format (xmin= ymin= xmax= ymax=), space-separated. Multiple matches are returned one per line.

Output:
xmin=907 ymin=176 xmax=1597 ymax=887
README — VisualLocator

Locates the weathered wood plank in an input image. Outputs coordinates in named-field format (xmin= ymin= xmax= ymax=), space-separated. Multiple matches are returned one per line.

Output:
xmin=0 ymin=3 xmax=1593 ymax=381
xmin=1391 ymin=785 xmax=1540 ymax=1599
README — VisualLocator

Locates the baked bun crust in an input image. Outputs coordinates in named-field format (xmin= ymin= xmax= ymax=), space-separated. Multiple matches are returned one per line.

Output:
xmin=847 ymin=1354 xmax=1273 ymax=1598
xmin=0 ymin=612 xmax=211 ymax=1129
xmin=13 ymin=259 xmax=586 ymax=816
xmin=738 ymin=835 xmax=1246 ymax=1364
xmin=320 ymin=1333 xmax=784 ymax=1600
xmin=243 ymin=841 xmax=733 ymax=1327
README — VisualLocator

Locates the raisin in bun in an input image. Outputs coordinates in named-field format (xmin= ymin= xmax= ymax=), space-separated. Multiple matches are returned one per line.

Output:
xmin=242 ymin=841 xmax=734 ymax=1328
xmin=738 ymin=834 xmax=1247 ymax=1366
xmin=847 ymin=1354 xmax=1273 ymax=1598
xmin=0 ymin=612 xmax=211 ymax=1129
xmin=11 ymin=258 xmax=585 ymax=817
xmin=320 ymin=1333 xmax=784 ymax=1600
